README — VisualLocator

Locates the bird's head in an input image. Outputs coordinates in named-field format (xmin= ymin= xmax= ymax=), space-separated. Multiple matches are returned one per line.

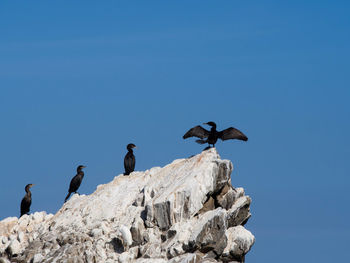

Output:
xmin=25 ymin=184 xmax=34 ymax=191
xmin=204 ymin=121 xmax=216 ymax=128
xmin=77 ymin=165 xmax=86 ymax=172
xmin=127 ymin=143 xmax=137 ymax=150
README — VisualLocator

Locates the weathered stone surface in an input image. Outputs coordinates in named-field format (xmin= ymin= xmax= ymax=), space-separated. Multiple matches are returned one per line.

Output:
xmin=0 ymin=258 xmax=10 ymax=263
xmin=120 ymin=225 xmax=133 ymax=248
xmin=222 ymin=226 xmax=255 ymax=262
xmin=216 ymin=184 xmax=236 ymax=210
xmin=198 ymin=196 xmax=215 ymax=215
xmin=0 ymin=217 xmax=17 ymax=236
xmin=226 ymin=196 xmax=252 ymax=228
xmin=6 ymin=239 xmax=21 ymax=256
xmin=189 ymin=208 xmax=227 ymax=255
xmin=168 ymin=253 xmax=205 ymax=263
xmin=200 ymin=259 xmax=219 ymax=263
xmin=135 ymin=259 xmax=167 ymax=263
xmin=153 ymin=201 xmax=172 ymax=230
xmin=0 ymin=148 xmax=254 ymax=262
xmin=130 ymin=216 xmax=146 ymax=246
xmin=213 ymin=160 xmax=233 ymax=193
xmin=32 ymin=253 xmax=44 ymax=263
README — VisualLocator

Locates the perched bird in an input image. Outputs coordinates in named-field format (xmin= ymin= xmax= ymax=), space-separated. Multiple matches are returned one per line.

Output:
xmin=124 ymin=143 xmax=136 ymax=175
xmin=64 ymin=165 xmax=86 ymax=202
xmin=183 ymin=121 xmax=248 ymax=147
xmin=20 ymin=184 xmax=34 ymax=217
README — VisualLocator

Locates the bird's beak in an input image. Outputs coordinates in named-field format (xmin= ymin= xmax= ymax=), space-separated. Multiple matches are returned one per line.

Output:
xmin=134 ymin=146 xmax=137 ymax=149
xmin=203 ymin=123 xmax=208 ymax=125
xmin=83 ymin=166 xmax=87 ymax=168
xmin=31 ymin=184 xmax=35 ymax=187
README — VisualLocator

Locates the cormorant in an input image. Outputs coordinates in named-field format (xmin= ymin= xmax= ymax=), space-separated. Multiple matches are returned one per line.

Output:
xmin=183 ymin=121 xmax=248 ymax=147
xmin=124 ymin=143 xmax=136 ymax=175
xmin=64 ymin=165 xmax=86 ymax=202
xmin=20 ymin=184 xmax=34 ymax=217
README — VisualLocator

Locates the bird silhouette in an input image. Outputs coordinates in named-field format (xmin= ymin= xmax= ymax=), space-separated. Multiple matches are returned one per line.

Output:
xmin=183 ymin=121 xmax=248 ymax=148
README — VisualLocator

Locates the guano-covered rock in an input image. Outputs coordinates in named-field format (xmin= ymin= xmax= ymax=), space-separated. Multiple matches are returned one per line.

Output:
xmin=0 ymin=148 xmax=254 ymax=262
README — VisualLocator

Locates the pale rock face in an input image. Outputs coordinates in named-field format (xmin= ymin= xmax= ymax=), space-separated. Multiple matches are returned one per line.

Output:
xmin=7 ymin=239 xmax=21 ymax=256
xmin=32 ymin=253 xmax=44 ymax=263
xmin=120 ymin=225 xmax=133 ymax=247
xmin=222 ymin=226 xmax=255 ymax=261
xmin=189 ymin=208 xmax=227 ymax=255
xmin=0 ymin=148 xmax=254 ymax=262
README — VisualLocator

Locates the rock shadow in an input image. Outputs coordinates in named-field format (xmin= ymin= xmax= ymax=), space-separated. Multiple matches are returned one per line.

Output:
xmin=108 ymin=237 xmax=124 ymax=254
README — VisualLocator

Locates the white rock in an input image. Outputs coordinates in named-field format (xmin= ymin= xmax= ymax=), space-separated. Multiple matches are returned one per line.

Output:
xmin=226 ymin=196 xmax=251 ymax=227
xmin=118 ymin=248 xmax=138 ymax=263
xmin=100 ymin=222 xmax=109 ymax=235
xmin=168 ymin=253 xmax=198 ymax=263
xmin=0 ymin=257 xmax=11 ymax=263
xmin=7 ymin=239 xmax=21 ymax=255
xmin=135 ymin=259 xmax=167 ymax=263
xmin=0 ymin=217 xmax=17 ymax=226
xmin=45 ymin=213 xmax=54 ymax=220
xmin=130 ymin=216 xmax=145 ymax=245
xmin=32 ymin=212 xmax=45 ymax=223
xmin=32 ymin=231 xmax=39 ymax=240
xmin=90 ymin=228 xmax=103 ymax=238
xmin=222 ymin=225 xmax=255 ymax=259
xmin=32 ymin=253 xmax=44 ymax=263
xmin=0 ymin=149 xmax=254 ymax=262
xmin=17 ymin=231 xmax=25 ymax=243
xmin=120 ymin=225 xmax=133 ymax=247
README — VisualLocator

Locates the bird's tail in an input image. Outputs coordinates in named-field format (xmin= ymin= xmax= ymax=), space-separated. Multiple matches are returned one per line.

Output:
xmin=64 ymin=192 xmax=71 ymax=203
xmin=195 ymin=139 xmax=207 ymax=145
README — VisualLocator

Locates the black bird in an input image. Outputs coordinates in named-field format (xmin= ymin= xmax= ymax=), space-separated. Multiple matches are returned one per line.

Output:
xmin=124 ymin=143 xmax=136 ymax=175
xmin=20 ymin=184 xmax=34 ymax=217
xmin=183 ymin=121 xmax=248 ymax=147
xmin=64 ymin=165 xmax=86 ymax=202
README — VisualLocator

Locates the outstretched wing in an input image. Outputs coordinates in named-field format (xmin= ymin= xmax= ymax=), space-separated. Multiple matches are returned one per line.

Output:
xmin=183 ymin=125 xmax=210 ymax=139
xmin=219 ymin=127 xmax=248 ymax=141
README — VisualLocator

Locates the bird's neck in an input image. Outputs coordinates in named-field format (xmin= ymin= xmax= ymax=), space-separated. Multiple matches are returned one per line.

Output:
xmin=210 ymin=126 xmax=216 ymax=132
xmin=26 ymin=190 xmax=31 ymax=198
xmin=128 ymin=148 xmax=133 ymax=154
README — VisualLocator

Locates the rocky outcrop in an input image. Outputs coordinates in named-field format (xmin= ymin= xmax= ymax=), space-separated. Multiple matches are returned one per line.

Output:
xmin=0 ymin=148 xmax=254 ymax=262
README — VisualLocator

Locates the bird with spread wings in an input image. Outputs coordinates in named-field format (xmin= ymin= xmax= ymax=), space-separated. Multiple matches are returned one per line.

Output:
xmin=183 ymin=121 xmax=248 ymax=148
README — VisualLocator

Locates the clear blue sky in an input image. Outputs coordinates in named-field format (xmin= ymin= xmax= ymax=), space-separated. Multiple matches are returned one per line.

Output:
xmin=0 ymin=1 xmax=349 ymax=262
